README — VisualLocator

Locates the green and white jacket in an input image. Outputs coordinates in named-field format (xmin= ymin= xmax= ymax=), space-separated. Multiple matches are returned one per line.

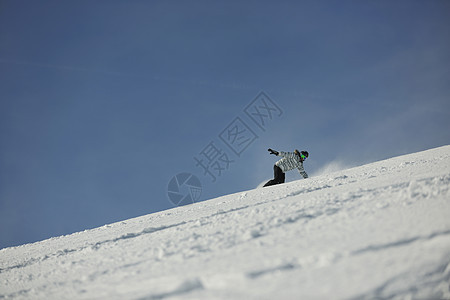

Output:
xmin=275 ymin=151 xmax=308 ymax=179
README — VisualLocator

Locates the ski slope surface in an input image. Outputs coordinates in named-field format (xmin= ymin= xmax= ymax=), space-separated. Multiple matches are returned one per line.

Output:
xmin=1 ymin=146 xmax=450 ymax=299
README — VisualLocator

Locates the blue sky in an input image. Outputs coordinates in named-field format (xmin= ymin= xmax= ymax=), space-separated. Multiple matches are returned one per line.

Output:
xmin=1 ymin=0 xmax=449 ymax=248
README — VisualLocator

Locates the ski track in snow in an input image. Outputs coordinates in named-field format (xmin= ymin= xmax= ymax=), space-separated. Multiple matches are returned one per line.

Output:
xmin=1 ymin=146 xmax=450 ymax=299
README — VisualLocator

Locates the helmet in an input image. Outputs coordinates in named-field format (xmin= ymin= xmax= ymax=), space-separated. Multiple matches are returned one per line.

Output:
xmin=295 ymin=150 xmax=309 ymax=160
xmin=299 ymin=150 xmax=309 ymax=161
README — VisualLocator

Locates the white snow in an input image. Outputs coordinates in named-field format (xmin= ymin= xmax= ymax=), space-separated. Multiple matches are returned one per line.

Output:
xmin=1 ymin=145 xmax=450 ymax=299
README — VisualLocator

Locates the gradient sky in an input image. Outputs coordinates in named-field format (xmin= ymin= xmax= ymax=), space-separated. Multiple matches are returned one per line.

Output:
xmin=1 ymin=0 xmax=449 ymax=249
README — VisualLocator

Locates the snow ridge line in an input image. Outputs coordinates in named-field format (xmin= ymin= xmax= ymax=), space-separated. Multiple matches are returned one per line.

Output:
xmin=0 ymin=287 xmax=33 ymax=299
xmin=211 ymin=183 xmax=337 ymax=218
xmin=90 ymin=221 xmax=187 ymax=250
xmin=348 ymin=260 xmax=450 ymax=300
xmin=137 ymin=278 xmax=204 ymax=300
xmin=351 ymin=229 xmax=450 ymax=255
xmin=243 ymin=230 xmax=450 ymax=282
xmin=0 ymin=222 xmax=187 ymax=273
xmin=246 ymin=263 xmax=296 ymax=279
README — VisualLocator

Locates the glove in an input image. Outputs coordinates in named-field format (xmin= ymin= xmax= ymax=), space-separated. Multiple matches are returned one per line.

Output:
xmin=268 ymin=148 xmax=279 ymax=156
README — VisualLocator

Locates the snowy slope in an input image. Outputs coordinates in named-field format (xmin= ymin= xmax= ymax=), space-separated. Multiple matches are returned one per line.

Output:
xmin=1 ymin=146 xmax=450 ymax=300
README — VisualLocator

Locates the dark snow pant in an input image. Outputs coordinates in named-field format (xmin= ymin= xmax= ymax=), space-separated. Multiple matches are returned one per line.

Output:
xmin=264 ymin=165 xmax=285 ymax=187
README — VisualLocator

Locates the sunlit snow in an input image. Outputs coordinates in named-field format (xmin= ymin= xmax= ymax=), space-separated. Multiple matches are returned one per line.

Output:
xmin=1 ymin=146 xmax=450 ymax=299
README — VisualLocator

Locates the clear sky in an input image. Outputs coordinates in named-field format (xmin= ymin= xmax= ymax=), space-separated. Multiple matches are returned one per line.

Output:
xmin=1 ymin=0 xmax=449 ymax=249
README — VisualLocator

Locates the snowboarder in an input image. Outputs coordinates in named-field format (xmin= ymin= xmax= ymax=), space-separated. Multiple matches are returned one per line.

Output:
xmin=264 ymin=148 xmax=309 ymax=187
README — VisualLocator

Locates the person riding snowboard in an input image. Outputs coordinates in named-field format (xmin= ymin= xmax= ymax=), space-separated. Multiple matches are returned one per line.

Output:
xmin=264 ymin=148 xmax=309 ymax=187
